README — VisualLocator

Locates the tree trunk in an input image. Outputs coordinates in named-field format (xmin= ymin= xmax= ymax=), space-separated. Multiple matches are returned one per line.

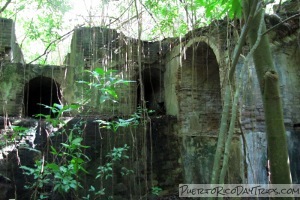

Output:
xmin=242 ymin=0 xmax=292 ymax=186
xmin=210 ymin=85 xmax=231 ymax=185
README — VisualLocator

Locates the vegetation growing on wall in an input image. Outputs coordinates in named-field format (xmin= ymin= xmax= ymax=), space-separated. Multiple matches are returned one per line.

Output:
xmin=17 ymin=68 xmax=151 ymax=199
xmin=0 ymin=0 xmax=298 ymax=199
xmin=0 ymin=0 xmax=71 ymax=64
xmin=0 ymin=0 xmax=284 ymax=63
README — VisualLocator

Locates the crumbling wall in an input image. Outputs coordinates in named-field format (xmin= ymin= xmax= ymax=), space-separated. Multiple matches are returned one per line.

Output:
xmin=65 ymin=27 xmax=170 ymax=116
xmin=0 ymin=2 xmax=300 ymax=197
xmin=0 ymin=18 xmax=24 ymax=63
xmin=0 ymin=18 xmax=13 ymax=62
xmin=0 ymin=63 xmax=24 ymax=116
xmin=0 ymin=19 xmax=23 ymax=117
xmin=0 ymin=64 xmax=68 ymax=117
xmin=164 ymin=27 xmax=244 ymax=184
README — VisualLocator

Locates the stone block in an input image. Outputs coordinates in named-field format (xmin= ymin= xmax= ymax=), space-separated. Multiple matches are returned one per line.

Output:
xmin=256 ymin=115 xmax=265 ymax=121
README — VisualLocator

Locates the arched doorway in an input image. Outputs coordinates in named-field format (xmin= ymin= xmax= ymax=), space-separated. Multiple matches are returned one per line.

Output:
xmin=180 ymin=42 xmax=222 ymax=184
xmin=24 ymin=76 xmax=61 ymax=118
xmin=180 ymin=42 xmax=222 ymax=133
xmin=136 ymin=67 xmax=165 ymax=114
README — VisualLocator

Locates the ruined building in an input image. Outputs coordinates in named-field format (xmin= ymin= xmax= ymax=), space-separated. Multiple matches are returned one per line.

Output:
xmin=0 ymin=2 xmax=300 ymax=199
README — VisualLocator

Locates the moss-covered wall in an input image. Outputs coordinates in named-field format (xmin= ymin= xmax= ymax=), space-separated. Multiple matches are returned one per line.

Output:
xmin=0 ymin=64 xmax=69 ymax=117
xmin=0 ymin=63 xmax=24 ymax=116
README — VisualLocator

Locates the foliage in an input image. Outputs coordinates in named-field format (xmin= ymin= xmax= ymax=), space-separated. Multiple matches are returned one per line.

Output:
xmin=1 ymin=0 xmax=71 ymax=64
xmin=95 ymin=106 xmax=153 ymax=132
xmin=77 ymin=67 xmax=133 ymax=105
xmin=151 ymin=186 xmax=162 ymax=196
xmin=203 ymin=0 xmax=242 ymax=19
xmin=35 ymin=103 xmax=80 ymax=127
xmin=96 ymin=117 xmax=138 ymax=132
xmin=17 ymin=68 xmax=137 ymax=199
xmin=81 ymin=144 xmax=133 ymax=199
xmin=82 ymin=186 xmax=105 ymax=200
xmin=145 ymin=1 xmax=183 ymax=37
xmin=20 ymin=119 xmax=90 ymax=198
xmin=2 ymin=0 xmax=276 ymax=198
xmin=143 ymin=0 xmax=242 ymax=38
xmin=1 ymin=0 xmax=245 ymax=64
xmin=96 ymin=110 xmax=140 ymax=132
xmin=0 ymin=125 xmax=32 ymax=148
xmin=96 ymin=144 xmax=132 ymax=179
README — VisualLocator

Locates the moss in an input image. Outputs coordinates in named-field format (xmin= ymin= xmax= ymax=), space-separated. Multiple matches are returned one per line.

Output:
xmin=0 ymin=82 xmax=12 ymax=101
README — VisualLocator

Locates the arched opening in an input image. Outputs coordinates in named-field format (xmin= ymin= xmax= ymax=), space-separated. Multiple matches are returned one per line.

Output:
xmin=181 ymin=42 xmax=222 ymax=133
xmin=136 ymin=68 xmax=165 ymax=114
xmin=180 ymin=42 xmax=222 ymax=184
xmin=24 ymin=76 xmax=61 ymax=118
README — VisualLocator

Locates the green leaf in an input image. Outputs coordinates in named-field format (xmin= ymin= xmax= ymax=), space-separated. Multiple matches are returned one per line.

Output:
xmin=79 ymin=165 xmax=89 ymax=174
xmin=70 ymin=104 xmax=80 ymax=110
xmin=105 ymin=174 xmax=113 ymax=180
xmin=53 ymin=103 xmax=63 ymax=110
xmin=59 ymin=166 xmax=67 ymax=173
xmin=105 ymin=88 xmax=118 ymax=98
xmin=95 ymin=188 xmax=105 ymax=195
xmin=20 ymin=166 xmax=35 ymax=174
xmin=95 ymin=68 xmax=105 ymax=76
xmin=69 ymin=182 xmax=77 ymax=189
xmin=89 ymin=186 xmax=95 ymax=192
xmin=71 ymin=137 xmax=83 ymax=146
xmin=64 ymin=185 xmax=70 ymax=192
xmin=230 ymin=0 xmax=242 ymax=18
xmin=47 ymin=163 xmax=59 ymax=171
xmin=53 ymin=184 xmax=60 ymax=192
xmin=61 ymin=143 xmax=70 ymax=148
xmin=96 ymin=174 xmax=101 ymax=179
xmin=12 ymin=126 xmax=29 ymax=132
xmin=152 ymin=186 xmax=163 ymax=196
xmin=50 ymin=146 xmax=58 ymax=155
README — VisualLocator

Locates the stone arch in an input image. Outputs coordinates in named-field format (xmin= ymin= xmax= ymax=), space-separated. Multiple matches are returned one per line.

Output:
xmin=136 ymin=67 xmax=165 ymax=113
xmin=180 ymin=41 xmax=222 ymax=134
xmin=181 ymin=36 xmax=221 ymax=67
xmin=24 ymin=76 xmax=62 ymax=118
xmin=179 ymin=41 xmax=222 ymax=184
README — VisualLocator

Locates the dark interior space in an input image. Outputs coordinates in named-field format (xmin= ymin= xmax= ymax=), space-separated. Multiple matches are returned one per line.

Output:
xmin=24 ymin=76 xmax=61 ymax=118
xmin=136 ymin=68 xmax=165 ymax=114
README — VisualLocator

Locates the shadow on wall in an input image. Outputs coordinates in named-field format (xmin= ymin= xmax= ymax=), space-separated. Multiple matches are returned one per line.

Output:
xmin=23 ymin=76 xmax=62 ymax=118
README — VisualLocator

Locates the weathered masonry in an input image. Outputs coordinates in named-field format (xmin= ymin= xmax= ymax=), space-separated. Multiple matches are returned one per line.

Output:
xmin=0 ymin=1 xmax=300 ymax=198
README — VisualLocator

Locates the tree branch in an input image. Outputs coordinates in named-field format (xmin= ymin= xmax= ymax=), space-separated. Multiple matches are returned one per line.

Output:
xmin=263 ymin=12 xmax=300 ymax=36
xmin=275 ymin=0 xmax=282 ymax=13
xmin=28 ymin=24 xmax=84 ymax=64
xmin=228 ymin=0 xmax=258 ymax=83
xmin=219 ymin=5 xmax=265 ymax=185
xmin=0 ymin=0 xmax=12 ymax=14
xmin=138 ymin=0 xmax=168 ymax=39
xmin=107 ymin=0 xmax=134 ymax=26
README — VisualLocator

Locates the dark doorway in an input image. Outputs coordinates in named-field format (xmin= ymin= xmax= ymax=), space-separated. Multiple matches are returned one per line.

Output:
xmin=24 ymin=76 xmax=61 ymax=118
xmin=136 ymin=68 xmax=164 ymax=113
